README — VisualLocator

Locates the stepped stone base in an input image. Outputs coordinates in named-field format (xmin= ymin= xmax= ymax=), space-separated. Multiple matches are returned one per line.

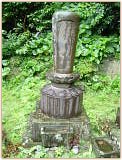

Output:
xmin=23 ymin=107 xmax=91 ymax=148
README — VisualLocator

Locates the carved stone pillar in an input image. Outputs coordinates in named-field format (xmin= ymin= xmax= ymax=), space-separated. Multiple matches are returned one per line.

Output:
xmin=40 ymin=11 xmax=83 ymax=118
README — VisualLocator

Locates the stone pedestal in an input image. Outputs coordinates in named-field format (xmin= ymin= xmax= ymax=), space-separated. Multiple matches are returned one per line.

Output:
xmin=23 ymin=107 xmax=90 ymax=148
xmin=40 ymin=84 xmax=83 ymax=118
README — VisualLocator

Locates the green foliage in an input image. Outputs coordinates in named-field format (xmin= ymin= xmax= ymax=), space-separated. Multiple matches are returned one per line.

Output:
xmin=90 ymin=74 xmax=120 ymax=93
xmin=2 ymin=30 xmax=31 ymax=57
xmin=15 ymin=145 xmax=47 ymax=158
xmin=2 ymin=67 xmax=10 ymax=79
xmin=54 ymin=146 xmax=65 ymax=157
xmin=9 ymin=144 xmax=96 ymax=158
xmin=2 ymin=59 xmax=10 ymax=77
xmin=76 ymin=35 xmax=120 ymax=64
xmin=27 ymin=2 xmax=64 ymax=32
xmin=16 ymin=32 xmax=52 ymax=56
xmin=92 ymin=2 xmax=120 ymax=35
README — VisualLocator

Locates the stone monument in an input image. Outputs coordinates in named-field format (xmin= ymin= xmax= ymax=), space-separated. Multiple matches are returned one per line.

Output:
xmin=23 ymin=11 xmax=90 ymax=148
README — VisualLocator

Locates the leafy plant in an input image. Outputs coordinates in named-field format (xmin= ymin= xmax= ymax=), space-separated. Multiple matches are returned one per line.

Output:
xmin=54 ymin=146 xmax=65 ymax=158
xmin=90 ymin=74 xmax=120 ymax=93
xmin=15 ymin=145 xmax=47 ymax=158
xmin=2 ymin=67 xmax=10 ymax=78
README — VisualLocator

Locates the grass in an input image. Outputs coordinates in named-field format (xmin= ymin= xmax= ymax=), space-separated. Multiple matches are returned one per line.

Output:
xmin=2 ymin=77 xmax=47 ymax=143
xmin=84 ymin=88 xmax=119 ymax=135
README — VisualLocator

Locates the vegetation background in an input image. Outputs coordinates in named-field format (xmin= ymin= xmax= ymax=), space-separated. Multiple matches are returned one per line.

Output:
xmin=2 ymin=2 xmax=120 ymax=158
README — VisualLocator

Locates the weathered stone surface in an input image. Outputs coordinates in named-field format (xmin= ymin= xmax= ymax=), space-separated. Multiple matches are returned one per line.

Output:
xmin=23 ymin=107 xmax=90 ymax=148
xmin=52 ymin=11 xmax=80 ymax=74
xmin=99 ymin=59 xmax=120 ymax=78
xmin=47 ymin=72 xmax=80 ymax=84
xmin=92 ymin=137 xmax=120 ymax=158
xmin=40 ymin=84 xmax=83 ymax=118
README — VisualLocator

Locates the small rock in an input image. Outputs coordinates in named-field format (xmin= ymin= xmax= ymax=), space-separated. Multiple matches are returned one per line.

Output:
xmin=50 ymin=147 xmax=58 ymax=151
xmin=55 ymin=134 xmax=63 ymax=141
xmin=45 ymin=148 xmax=50 ymax=152
xmin=72 ymin=145 xmax=79 ymax=154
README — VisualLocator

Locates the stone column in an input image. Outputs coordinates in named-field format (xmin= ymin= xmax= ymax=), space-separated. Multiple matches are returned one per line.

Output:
xmin=40 ymin=11 xmax=83 ymax=118
xmin=52 ymin=11 xmax=80 ymax=74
